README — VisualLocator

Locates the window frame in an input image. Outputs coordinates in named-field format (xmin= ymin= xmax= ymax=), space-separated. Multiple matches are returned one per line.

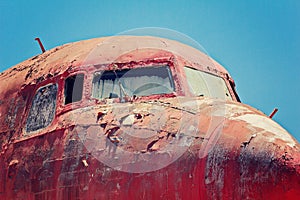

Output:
xmin=25 ymin=83 xmax=58 ymax=133
xmin=64 ymin=73 xmax=85 ymax=105
xmin=184 ymin=66 xmax=233 ymax=100
xmin=91 ymin=65 xmax=176 ymax=101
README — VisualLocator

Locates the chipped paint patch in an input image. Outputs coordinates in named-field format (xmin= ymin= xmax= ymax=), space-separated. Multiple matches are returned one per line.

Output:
xmin=235 ymin=114 xmax=296 ymax=147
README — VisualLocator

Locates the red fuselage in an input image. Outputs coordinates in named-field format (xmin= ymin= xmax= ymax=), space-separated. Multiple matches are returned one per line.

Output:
xmin=0 ymin=36 xmax=299 ymax=199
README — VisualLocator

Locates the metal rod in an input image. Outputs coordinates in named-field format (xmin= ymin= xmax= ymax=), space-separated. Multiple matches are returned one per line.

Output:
xmin=35 ymin=37 xmax=46 ymax=53
xmin=269 ymin=108 xmax=278 ymax=118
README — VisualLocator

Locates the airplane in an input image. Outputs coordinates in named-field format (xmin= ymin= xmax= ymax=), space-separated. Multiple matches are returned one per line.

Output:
xmin=0 ymin=35 xmax=299 ymax=200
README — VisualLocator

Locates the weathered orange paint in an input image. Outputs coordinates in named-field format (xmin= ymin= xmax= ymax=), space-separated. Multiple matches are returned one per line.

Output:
xmin=0 ymin=36 xmax=299 ymax=200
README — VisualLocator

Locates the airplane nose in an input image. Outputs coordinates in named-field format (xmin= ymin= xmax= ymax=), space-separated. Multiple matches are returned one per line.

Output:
xmin=202 ymin=101 xmax=300 ymax=199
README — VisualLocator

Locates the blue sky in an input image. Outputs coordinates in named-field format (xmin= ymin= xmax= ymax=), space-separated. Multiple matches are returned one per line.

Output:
xmin=0 ymin=0 xmax=299 ymax=141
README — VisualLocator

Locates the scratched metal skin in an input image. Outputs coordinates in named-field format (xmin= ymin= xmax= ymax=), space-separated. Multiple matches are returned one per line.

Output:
xmin=0 ymin=36 xmax=299 ymax=199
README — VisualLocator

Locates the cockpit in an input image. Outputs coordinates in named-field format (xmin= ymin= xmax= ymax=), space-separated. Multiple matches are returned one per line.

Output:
xmin=89 ymin=65 xmax=233 ymax=101
xmin=25 ymin=62 xmax=238 ymax=134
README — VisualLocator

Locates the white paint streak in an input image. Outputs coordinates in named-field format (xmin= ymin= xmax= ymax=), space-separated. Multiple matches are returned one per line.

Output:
xmin=235 ymin=114 xmax=296 ymax=147
xmin=121 ymin=114 xmax=135 ymax=126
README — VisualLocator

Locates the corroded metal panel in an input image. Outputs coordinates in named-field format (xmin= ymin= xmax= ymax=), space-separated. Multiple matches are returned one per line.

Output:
xmin=0 ymin=36 xmax=299 ymax=199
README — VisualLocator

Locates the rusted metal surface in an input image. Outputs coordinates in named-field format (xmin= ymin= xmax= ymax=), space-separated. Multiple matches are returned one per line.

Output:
xmin=0 ymin=36 xmax=299 ymax=199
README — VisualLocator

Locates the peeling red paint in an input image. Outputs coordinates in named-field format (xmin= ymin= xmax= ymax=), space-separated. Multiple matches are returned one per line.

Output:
xmin=0 ymin=36 xmax=299 ymax=199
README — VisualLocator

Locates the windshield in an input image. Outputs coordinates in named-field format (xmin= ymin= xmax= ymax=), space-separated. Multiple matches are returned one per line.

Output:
xmin=184 ymin=66 xmax=232 ymax=100
xmin=92 ymin=66 xmax=175 ymax=99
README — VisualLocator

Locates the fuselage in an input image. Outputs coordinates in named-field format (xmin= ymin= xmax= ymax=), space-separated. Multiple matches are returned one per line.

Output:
xmin=0 ymin=36 xmax=299 ymax=200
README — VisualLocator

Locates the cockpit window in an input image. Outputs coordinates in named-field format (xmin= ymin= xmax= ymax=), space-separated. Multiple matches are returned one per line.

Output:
xmin=64 ymin=74 xmax=84 ymax=105
xmin=26 ymin=83 xmax=57 ymax=132
xmin=92 ymin=66 xmax=174 ymax=99
xmin=184 ymin=67 xmax=232 ymax=100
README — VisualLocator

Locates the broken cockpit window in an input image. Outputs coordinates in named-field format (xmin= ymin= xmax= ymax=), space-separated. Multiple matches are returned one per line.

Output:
xmin=64 ymin=74 xmax=84 ymax=104
xmin=26 ymin=84 xmax=57 ymax=132
xmin=92 ymin=66 xmax=175 ymax=99
xmin=184 ymin=67 xmax=232 ymax=100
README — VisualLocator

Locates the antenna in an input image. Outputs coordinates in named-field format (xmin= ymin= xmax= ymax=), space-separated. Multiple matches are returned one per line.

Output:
xmin=269 ymin=108 xmax=278 ymax=118
xmin=35 ymin=37 xmax=46 ymax=53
